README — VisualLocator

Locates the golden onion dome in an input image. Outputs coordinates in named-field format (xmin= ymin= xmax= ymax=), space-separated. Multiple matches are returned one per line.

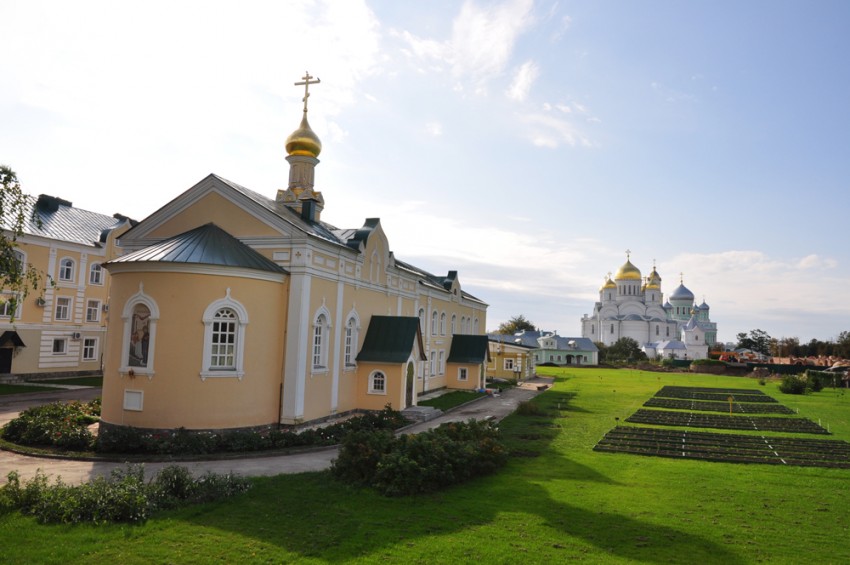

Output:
xmin=614 ymin=259 xmax=642 ymax=281
xmin=285 ymin=114 xmax=322 ymax=158
xmin=600 ymin=276 xmax=617 ymax=291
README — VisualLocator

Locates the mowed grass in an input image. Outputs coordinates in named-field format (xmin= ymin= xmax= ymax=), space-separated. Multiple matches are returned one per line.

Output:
xmin=2 ymin=368 xmax=850 ymax=564
xmin=418 ymin=390 xmax=486 ymax=411
xmin=25 ymin=376 xmax=103 ymax=387
xmin=0 ymin=383 xmax=63 ymax=395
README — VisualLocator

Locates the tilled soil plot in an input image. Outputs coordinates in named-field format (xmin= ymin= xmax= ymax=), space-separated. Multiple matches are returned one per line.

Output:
xmin=644 ymin=397 xmax=796 ymax=415
xmin=625 ymin=408 xmax=829 ymax=434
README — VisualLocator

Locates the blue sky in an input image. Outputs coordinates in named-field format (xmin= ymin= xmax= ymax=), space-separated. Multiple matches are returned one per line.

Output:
xmin=2 ymin=0 xmax=849 ymax=344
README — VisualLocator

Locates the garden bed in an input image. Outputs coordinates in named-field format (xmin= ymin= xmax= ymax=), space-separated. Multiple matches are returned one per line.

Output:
xmin=595 ymin=426 xmax=850 ymax=468
xmin=643 ymin=397 xmax=795 ymax=415
xmin=625 ymin=408 xmax=829 ymax=434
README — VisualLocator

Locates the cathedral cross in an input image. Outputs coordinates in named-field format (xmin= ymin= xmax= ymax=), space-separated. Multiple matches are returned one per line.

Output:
xmin=295 ymin=71 xmax=321 ymax=113
xmin=625 ymin=249 xmax=631 ymax=260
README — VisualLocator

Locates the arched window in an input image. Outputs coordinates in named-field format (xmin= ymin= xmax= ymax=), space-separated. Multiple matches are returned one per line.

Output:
xmin=591 ymin=324 xmax=595 ymax=334
xmin=440 ymin=312 xmax=447 ymax=335
xmin=460 ymin=316 xmax=466 ymax=334
xmin=431 ymin=310 xmax=438 ymax=336
xmin=89 ymin=263 xmax=103 ymax=285
xmin=59 ymin=258 xmax=75 ymax=282
xmin=313 ymin=313 xmax=328 ymax=369
xmin=120 ymin=286 xmax=160 ymax=376
xmin=666 ymin=326 xmax=670 ymax=337
xmin=473 ymin=317 xmax=479 ymax=334
xmin=369 ymin=371 xmax=386 ymax=394
xmin=451 ymin=314 xmax=457 ymax=335
xmin=344 ymin=314 xmax=359 ymax=367
xmin=656 ymin=325 xmax=660 ymax=336
xmin=610 ymin=324 xmax=614 ymax=334
xmin=201 ymin=291 xmax=249 ymax=379
xmin=418 ymin=308 xmax=425 ymax=334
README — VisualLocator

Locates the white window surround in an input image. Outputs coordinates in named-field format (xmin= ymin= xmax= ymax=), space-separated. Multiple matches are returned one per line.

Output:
xmin=58 ymin=257 xmax=75 ymax=282
xmin=431 ymin=310 xmax=438 ymax=336
xmin=86 ymin=299 xmax=101 ymax=323
xmin=0 ymin=293 xmax=21 ymax=318
xmin=311 ymin=305 xmax=332 ymax=372
xmin=119 ymin=285 xmax=160 ymax=377
xmin=89 ymin=263 xmax=104 ymax=285
xmin=82 ymin=337 xmax=98 ymax=361
xmin=439 ymin=350 xmax=445 ymax=375
xmin=451 ymin=314 xmax=457 ymax=335
xmin=52 ymin=338 xmax=67 ymax=355
xmin=368 ymin=370 xmax=387 ymax=395
xmin=458 ymin=367 xmax=468 ymax=381
xmin=200 ymin=290 xmax=249 ymax=380
xmin=440 ymin=312 xmax=446 ymax=336
xmin=55 ymin=296 xmax=72 ymax=321
xmin=343 ymin=310 xmax=360 ymax=368
xmin=504 ymin=358 xmax=514 ymax=371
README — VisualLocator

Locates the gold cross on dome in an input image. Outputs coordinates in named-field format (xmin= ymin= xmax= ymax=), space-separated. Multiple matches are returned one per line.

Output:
xmin=680 ymin=272 xmax=684 ymax=283
xmin=625 ymin=249 xmax=631 ymax=260
xmin=295 ymin=71 xmax=321 ymax=113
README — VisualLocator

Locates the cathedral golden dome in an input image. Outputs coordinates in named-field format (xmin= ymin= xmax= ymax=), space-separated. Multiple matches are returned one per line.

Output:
xmin=600 ymin=276 xmax=617 ymax=291
xmin=285 ymin=114 xmax=322 ymax=158
xmin=614 ymin=258 xmax=642 ymax=281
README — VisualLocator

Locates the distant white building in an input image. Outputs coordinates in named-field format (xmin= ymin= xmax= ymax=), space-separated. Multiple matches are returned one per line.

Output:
xmin=580 ymin=253 xmax=717 ymax=360
xmin=490 ymin=330 xmax=598 ymax=367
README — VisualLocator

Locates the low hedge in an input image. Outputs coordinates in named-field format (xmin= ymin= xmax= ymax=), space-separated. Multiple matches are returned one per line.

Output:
xmin=0 ymin=463 xmax=250 ymax=525
xmin=331 ymin=419 xmax=507 ymax=496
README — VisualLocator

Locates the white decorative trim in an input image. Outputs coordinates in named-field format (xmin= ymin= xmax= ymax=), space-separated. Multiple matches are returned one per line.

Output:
xmin=199 ymin=289 xmax=248 ymax=380
xmin=118 ymin=284 xmax=159 ymax=377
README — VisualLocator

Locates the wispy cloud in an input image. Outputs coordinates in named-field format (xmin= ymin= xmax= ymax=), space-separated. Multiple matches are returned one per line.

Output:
xmin=394 ymin=0 xmax=535 ymax=93
xmin=425 ymin=122 xmax=443 ymax=136
xmin=506 ymin=61 xmax=540 ymax=102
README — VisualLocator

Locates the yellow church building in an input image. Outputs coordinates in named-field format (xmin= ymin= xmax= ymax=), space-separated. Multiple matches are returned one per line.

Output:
xmin=100 ymin=76 xmax=488 ymax=432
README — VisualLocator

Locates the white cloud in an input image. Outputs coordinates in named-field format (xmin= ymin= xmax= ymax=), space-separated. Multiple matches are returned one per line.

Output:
xmin=506 ymin=61 xmax=540 ymax=102
xmin=394 ymin=0 xmax=535 ymax=92
xmin=425 ymin=122 xmax=444 ymax=136
xmin=519 ymin=112 xmax=591 ymax=148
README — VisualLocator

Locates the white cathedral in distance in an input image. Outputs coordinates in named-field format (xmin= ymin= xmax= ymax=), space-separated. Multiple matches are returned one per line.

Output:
xmin=580 ymin=253 xmax=717 ymax=360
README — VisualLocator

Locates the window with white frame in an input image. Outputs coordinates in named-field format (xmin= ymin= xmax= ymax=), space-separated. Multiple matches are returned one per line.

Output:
xmin=55 ymin=296 xmax=71 ymax=320
xmin=89 ymin=263 xmax=103 ymax=285
xmin=458 ymin=367 xmax=468 ymax=381
xmin=86 ymin=299 xmax=101 ymax=322
xmin=431 ymin=310 xmax=438 ymax=336
xmin=474 ymin=317 xmax=479 ymax=334
xmin=451 ymin=314 xmax=457 ymax=335
xmin=439 ymin=350 xmax=445 ymax=374
xmin=418 ymin=308 xmax=425 ymax=334
xmin=200 ymin=293 xmax=249 ymax=378
xmin=128 ymin=303 xmax=152 ymax=367
xmin=440 ymin=312 xmax=446 ymax=335
xmin=369 ymin=371 xmax=386 ymax=394
xmin=0 ymin=293 xmax=21 ymax=318
xmin=460 ymin=316 xmax=466 ymax=334
xmin=59 ymin=258 xmax=75 ymax=282
xmin=52 ymin=338 xmax=67 ymax=355
xmin=312 ymin=311 xmax=331 ymax=370
xmin=344 ymin=315 xmax=358 ymax=367
xmin=430 ymin=351 xmax=436 ymax=376
xmin=82 ymin=338 xmax=97 ymax=361
xmin=120 ymin=288 xmax=160 ymax=375
xmin=210 ymin=308 xmax=237 ymax=369
xmin=504 ymin=358 xmax=515 ymax=371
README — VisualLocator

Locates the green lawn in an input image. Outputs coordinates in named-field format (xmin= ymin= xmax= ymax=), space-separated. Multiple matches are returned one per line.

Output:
xmin=25 ymin=376 xmax=103 ymax=387
xmin=418 ymin=390 xmax=486 ymax=411
xmin=2 ymin=368 xmax=849 ymax=563
xmin=0 ymin=384 xmax=63 ymax=395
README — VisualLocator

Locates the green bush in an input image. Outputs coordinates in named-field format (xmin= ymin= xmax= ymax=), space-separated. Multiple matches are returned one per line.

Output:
xmin=331 ymin=420 xmax=507 ymax=497
xmin=1 ymin=399 xmax=99 ymax=450
xmin=779 ymin=375 xmax=807 ymax=395
xmin=0 ymin=463 xmax=251 ymax=525
xmin=515 ymin=400 xmax=545 ymax=416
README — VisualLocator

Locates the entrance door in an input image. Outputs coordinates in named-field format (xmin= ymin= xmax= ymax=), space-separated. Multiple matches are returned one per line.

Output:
xmin=405 ymin=362 xmax=414 ymax=407
xmin=0 ymin=348 xmax=12 ymax=373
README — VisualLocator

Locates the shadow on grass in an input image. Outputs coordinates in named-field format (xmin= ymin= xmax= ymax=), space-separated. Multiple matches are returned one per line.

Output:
xmin=177 ymin=383 xmax=746 ymax=563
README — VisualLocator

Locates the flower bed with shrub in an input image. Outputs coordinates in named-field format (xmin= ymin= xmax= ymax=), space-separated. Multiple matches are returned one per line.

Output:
xmin=0 ymin=463 xmax=250 ymax=525
xmin=331 ymin=419 xmax=507 ymax=496
xmin=1 ymin=401 xmax=409 ymax=456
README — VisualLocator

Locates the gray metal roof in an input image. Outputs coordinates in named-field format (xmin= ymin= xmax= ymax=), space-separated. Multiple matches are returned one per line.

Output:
xmin=108 ymin=223 xmax=287 ymax=274
xmin=2 ymin=194 xmax=129 ymax=247
xmin=490 ymin=331 xmax=598 ymax=352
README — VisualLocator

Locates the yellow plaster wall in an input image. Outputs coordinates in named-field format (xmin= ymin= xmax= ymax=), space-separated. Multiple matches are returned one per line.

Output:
xmin=355 ymin=362 xmax=405 ymax=411
xmin=101 ymin=269 xmax=288 ymax=430
xmin=145 ymin=192 xmax=282 ymax=240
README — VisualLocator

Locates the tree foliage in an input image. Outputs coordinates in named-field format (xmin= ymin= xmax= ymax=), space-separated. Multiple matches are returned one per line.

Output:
xmin=601 ymin=337 xmax=647 ymax=363
xmin=735 ymin=329 xmax=772 ymax=356
xmin=496 ymin=314 xmax=536 ymax=334
xmin=1 ymin=165 xmax=45 ymax=320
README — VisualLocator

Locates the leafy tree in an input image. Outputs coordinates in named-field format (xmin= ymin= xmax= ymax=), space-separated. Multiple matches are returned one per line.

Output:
xmin=1 ymin=166 xmax=44 ymax=320
xmin=496 ymin=314 xmax=536 ymax=334
xmin=736 ymin=329 xmax=771 ymax=356
xmin=603 ymin=337 xmax=647 ymax=363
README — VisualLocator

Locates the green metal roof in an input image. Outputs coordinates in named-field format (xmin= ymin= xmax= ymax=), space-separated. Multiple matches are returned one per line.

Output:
xmin=107 ymin=223 xmax=287 ymax=274
xmin=356 ymin=316 xmax=425 ymax=363
xmin=447 ymin=334 xmax=490 ymax=364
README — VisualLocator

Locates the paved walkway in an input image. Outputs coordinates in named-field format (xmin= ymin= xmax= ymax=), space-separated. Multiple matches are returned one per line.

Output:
xmin=0 ymin=379 xmax=552 ymax=484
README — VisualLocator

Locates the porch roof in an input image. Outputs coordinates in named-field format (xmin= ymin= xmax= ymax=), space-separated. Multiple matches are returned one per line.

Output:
xmin=447 ymin=335 xmax=490 ymax=364
xmin=356 ymin=316 xmax=426 ymax=363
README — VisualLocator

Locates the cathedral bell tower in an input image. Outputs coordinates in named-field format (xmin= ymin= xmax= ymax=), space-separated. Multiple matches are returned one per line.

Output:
xmin=277 ymin=71 xmax=325 ymax=222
